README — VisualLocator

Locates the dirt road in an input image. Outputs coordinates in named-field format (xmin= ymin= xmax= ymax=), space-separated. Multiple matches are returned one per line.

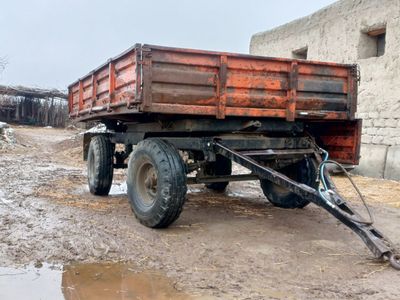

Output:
xmin=1 ymin=126 xmax=400 ymax=299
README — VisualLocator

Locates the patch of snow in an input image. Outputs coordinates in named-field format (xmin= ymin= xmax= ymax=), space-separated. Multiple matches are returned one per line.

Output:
xmin=0 ymin=121 xmax=9 ymax=129
xmin=187 ymin=186 xmax=203 ymax=193
xmin=79 ymin=123 xmax=109 ymax=135
xmin=0 ymin=123 xmax=16 ymax=150
xmin=5 ymin=128 xmax=16 ymax=143
xmin=109 ymin=182 xmax=127 ymax=196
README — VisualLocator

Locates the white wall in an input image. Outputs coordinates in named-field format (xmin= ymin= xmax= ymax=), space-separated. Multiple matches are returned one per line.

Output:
xmin=250 ymin=0 xmax=400 ymax=179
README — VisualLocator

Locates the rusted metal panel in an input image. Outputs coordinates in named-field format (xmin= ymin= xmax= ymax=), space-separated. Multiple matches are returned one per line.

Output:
xmin=69 ymin=45 xmax=140 ymax=118
xmin=78 ymin=80 xmax=83 ymax=111
xmin=108 ymin=61 xmax=116 ymax=104
xmin=347 ymin=65 xmax=358 ymax=119
xmin=216 ymin=55 xmax=228 ymax=119
xmin=68 ymin=44 xmax=357 ymax=121
xmin=286 ymin=61 xmax=298 ymax=121
xmin=141 ymin=47 xmax=153 ymax=111
xmin=306 ymin=119 xmax=362 ymax=165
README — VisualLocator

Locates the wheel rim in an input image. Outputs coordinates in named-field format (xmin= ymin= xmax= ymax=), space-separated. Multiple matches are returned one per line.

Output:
xmin=136 ymin=158 xmax=157 ymax=207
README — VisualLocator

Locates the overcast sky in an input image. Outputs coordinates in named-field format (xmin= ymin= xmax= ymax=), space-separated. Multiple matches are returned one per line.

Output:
xmin=0 ymin=0 xmax=336 ymax=89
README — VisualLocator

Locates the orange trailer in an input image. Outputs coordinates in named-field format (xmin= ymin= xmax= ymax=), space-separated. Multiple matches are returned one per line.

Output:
xmin=68 ymin=44 xmax=399 ymax=269
xmin=69 ymin=44 xmax=360 ymax=164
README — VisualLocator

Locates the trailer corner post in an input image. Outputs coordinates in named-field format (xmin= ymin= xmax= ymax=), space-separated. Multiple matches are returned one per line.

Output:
xmin=216 ymin=55 xmax=228 ymax=119
xmin=286 ymin=61 xmax=298 ymax=122
xmin=141 ymin=47 xmax=153 ymax=111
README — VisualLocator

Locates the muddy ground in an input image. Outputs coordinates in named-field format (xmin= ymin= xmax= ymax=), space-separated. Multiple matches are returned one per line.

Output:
xmin=1 ymin=126 xmax=400 ymax=299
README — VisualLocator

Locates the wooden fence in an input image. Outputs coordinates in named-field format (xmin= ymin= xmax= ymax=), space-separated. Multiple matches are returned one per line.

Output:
xmin=0 ymin=85 xmax=68 ymax=127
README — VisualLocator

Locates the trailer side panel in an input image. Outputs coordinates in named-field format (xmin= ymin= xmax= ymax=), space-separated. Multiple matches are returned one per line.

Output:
xmin=69 ymin=44 xmax=357 ymax=122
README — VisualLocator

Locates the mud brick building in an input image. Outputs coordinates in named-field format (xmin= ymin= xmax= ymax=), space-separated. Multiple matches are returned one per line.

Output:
xmin=250 ymin=0 xmax=400 ymax=180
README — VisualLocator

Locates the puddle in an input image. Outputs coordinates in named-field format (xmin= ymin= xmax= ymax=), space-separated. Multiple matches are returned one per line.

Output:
xmin=0 ymin=262 xmax=191 ymax=300
xmin=0 ymin=263 xmax=63 ymax=299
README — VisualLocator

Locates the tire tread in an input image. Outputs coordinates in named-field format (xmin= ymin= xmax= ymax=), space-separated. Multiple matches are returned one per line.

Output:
xmin=127 ymin=138 xmax=187 ymax=228
xmin=88 ymin=135 xmax=113 ymax=196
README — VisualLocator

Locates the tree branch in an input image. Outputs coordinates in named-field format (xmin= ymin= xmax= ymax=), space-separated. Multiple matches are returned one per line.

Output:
xmin=0 ymin=56 xmax=7 ymax=72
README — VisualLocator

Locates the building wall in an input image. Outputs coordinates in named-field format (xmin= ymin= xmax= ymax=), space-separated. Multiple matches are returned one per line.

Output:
xmin=250 ymin=0 xmax=400 ymax=180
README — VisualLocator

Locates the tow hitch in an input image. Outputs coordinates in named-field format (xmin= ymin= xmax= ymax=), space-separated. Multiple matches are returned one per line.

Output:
xmin=213 ymin=140 xmax=400 ymax=270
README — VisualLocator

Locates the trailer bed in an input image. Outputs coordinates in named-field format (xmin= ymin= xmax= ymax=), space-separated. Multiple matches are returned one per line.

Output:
xmin=68 ymin=44 xmax=358 ymax=122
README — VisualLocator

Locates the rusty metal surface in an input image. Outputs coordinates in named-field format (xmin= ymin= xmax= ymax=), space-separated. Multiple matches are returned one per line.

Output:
xmin=68 ymin=44 xmax=358 ymax=122
xmin=306 ymin=119 xmax=362 ymax=165
xmin=69 ymin=44 xmax=141 ymax=119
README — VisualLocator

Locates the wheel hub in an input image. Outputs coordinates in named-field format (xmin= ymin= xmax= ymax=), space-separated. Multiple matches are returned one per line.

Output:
xmin=144 ymin=168 xmax=157 ymax=196
xmin=136 ymin=160 xmax=158 ymax=206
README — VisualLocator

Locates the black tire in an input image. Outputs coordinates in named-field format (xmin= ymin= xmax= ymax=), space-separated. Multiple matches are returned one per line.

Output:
xmin=87 ymin=135 xmax=114 ymax=196
xmin=127 ymin=138 xmax=187 ymax=228
xmin=204 ymin=155 xmax=232 ymax=192
xmin=260 ymin=158 xmax=318 ymax=209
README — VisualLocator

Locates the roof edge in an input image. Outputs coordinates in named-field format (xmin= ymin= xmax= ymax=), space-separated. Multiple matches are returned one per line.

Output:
xmin=251 ymin=0 xmax=342 ymax=39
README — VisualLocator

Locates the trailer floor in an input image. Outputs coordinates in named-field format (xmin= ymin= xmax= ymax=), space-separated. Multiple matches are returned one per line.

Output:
xmin=1 ymin=126 xmax=400 ymax=299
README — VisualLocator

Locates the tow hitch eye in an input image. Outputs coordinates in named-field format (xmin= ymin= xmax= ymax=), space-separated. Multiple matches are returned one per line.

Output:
xmin=388 ymin=253 xmax=400 ymax=270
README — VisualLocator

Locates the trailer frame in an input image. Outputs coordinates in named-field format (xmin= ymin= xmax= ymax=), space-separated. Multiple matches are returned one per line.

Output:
xmin=70 ymin=43 xmax=399 ymax=269
xmin=82 ymin=118 xmax=399 ymax=269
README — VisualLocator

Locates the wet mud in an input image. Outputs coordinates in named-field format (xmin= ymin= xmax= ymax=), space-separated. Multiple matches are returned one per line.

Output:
xmin=0 ymin=126 xmax=400 ymax=299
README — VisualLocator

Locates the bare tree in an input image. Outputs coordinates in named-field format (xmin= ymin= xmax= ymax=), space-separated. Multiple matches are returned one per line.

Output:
xmin=0 ymin=56 xmax=7 ymax=73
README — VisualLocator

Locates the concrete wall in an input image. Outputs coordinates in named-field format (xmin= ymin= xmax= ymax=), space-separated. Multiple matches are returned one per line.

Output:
xmin=250 ymin=0 xmax=400 ymax=180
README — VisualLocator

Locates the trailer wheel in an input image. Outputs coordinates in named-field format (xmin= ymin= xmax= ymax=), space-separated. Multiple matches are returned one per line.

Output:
xmin=87 ymin=135 xmax=114 ymax=196
xmin=204 ymin=155 xmax=232 ymax=192
xmin=127 ymin=139 xmax=187 ymax=228
xmin=260 ymin=158 xmax=318 ymax=209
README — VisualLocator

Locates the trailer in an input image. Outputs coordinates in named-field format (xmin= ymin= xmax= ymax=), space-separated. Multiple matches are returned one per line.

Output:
xmin=69 ymin=44 xmax=399 ymax=269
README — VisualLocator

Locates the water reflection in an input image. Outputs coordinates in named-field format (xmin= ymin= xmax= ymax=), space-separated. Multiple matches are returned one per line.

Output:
xmin=0 ymin=263 xmax=191 ymax=300
xmin=0 ymin=263 xmax=63 ymax=299
xmin=62 ymin=263 xmax=189 ymax=300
